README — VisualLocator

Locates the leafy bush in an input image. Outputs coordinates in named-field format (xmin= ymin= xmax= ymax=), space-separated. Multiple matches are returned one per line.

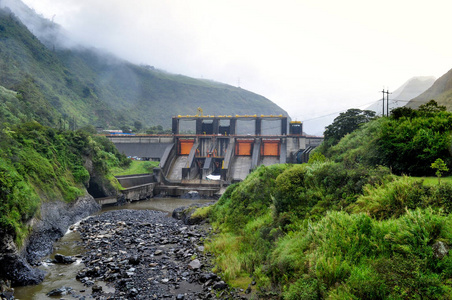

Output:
xmin=322 ymin=104 xmax=452 ymax=177
xmin=271 ymin=209 xmax=452 ymax=299
xmin=352 ymin=177 xmax=452 ymax=219
xmin=272 ymin=161 xmax=391 ymax=222
xmin=210 ymin=164 xmax=287 ymax=231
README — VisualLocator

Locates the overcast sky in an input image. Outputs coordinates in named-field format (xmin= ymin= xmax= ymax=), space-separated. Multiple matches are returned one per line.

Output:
xmin=18 ymin=0 xmax=452 ymax=134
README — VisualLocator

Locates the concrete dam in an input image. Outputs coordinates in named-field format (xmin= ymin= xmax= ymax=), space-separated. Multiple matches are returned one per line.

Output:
xmin=107 ymin=114 xmax=323 ymax=196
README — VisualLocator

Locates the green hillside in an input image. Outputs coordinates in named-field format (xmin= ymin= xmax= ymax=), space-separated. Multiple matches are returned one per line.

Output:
xmin=0 ymin=7 xmax=287 ymax=130
xmin=407 ymin=68 xmax=452 ymax=110
xmin=200 ymin=105 xmax=452 ymax=299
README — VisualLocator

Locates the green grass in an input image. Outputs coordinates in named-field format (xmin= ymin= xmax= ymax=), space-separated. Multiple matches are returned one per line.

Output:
xmin=417 ymin=176 xmax=452 ymax=186
xmin=112 ymin=160 xmax=158 ymax=176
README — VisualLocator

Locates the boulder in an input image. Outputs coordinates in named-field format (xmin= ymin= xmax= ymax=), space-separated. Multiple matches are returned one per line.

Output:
xmin=54 ymin=253 xmax=76 ymax=264
xmin=433 ymin=241 xmax=449 ymax=259
xmin=188 ymin=259 xmax=202 ymax=270
xmin=46 ymin=286 xmax=72 ymax=296
xmin=213 ymin=281 xmax=228 ymax=290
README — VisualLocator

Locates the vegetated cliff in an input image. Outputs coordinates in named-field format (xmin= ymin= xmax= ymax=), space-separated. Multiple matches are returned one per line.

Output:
xmin=407 ymin=68 xmax=452 ymax=109
xmin=0 ymin=4 xmax=287 ymax=130
xmin=0 ymin=121 xmax=129 ymax=286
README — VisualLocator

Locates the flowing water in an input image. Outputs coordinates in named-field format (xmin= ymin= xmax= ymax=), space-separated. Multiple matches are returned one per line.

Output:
xmin=13 ymin=197 xmax=214 ymax=299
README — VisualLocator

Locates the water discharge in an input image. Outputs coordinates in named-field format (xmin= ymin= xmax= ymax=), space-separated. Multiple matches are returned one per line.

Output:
xmin=13 ymin=197 xmax=214 ymax=299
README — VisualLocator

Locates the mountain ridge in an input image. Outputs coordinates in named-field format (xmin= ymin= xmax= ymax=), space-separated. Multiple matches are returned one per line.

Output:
xmin=365 ymin=76 xmax=435 ymax=115
xmin=0 ymin=1 xmax=288 ymax=130
xmin=406 ymin=68 xmax=452 ymax=109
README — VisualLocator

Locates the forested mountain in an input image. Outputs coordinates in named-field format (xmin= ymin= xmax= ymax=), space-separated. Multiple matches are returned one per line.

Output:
xmin=0 ymin=3 xmax=287 ymax=130
xmin=407 ymin=68 xmax=452 ymax=109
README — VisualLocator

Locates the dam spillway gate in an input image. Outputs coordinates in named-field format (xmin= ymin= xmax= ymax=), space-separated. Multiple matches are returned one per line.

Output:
xmin=109 ymin=115 xmax=323 ymax=192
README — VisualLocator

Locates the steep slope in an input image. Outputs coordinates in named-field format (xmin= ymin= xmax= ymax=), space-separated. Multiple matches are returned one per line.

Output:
xmin=0 ymin=7 xmax=122 ymax=127
xmin=366 ymin=76 xmax=435 ymax=115
xmin=55 ymin=48 xmax=288 ymax=128
xmin=406 ymin=68 xmax=452 ymax=109
xmin=0 ymin=3 xmax=287 ymax=129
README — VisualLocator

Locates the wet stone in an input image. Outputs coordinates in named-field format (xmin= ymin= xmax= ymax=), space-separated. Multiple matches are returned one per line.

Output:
xmin=46 ymin=286 xmax=73 ymax=296
xmin=54 ymin=253 xmax=76 ymax=264
xmin=75 ymin=209 xmax=242 ymax=299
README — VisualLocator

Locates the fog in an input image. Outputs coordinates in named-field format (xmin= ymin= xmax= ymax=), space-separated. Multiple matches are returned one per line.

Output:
xmin=4 ymin=0 xmax=452 ymax=134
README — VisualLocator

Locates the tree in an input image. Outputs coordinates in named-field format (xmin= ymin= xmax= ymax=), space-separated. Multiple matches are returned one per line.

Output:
xmin=418 ymin=100 xmax=446 ymax=113
xmin=134 ymin=121 xmax=143 ymax=132
xmin=323 ymin=108 xmax=376 ymax=147
xmin=390 ymin=106 xmax=416 ymax=120
xmin=431 ymin=158 xmax=449 ymax=184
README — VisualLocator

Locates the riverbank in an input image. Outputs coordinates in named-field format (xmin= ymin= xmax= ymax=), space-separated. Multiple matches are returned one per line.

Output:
xmin=59 ymin=209 xmax=245 ymax=299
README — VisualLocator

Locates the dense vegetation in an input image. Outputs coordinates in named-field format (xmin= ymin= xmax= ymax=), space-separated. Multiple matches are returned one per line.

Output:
xmin=324 ymin=100 xmax=452 ymax=176
xmin=204 ymin=103 xmax=452 ymax=299
xmin=0 ymin=121 xmax=129 ymax=246
xmin=0 ymin=7 xmax=287 ymax=130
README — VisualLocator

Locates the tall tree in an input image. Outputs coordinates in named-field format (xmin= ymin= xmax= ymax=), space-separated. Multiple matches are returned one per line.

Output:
xmin=324 ymin=108 xmax=375 ymax=146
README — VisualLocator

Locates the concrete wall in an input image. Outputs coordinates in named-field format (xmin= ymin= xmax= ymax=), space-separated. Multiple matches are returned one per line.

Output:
xmin=110 ymin=135 xmax=324 ymax=182
xmin=116 ymin=174 xmax=154 ymax=188
xmin=109 ymin=136 xmax=174 ymax=144
xmin=121 ymin=183 xmax=156 ymax=201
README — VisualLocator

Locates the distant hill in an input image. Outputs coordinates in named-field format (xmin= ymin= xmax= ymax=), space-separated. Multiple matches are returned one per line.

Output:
xmin=366 ymin=76 xmax=435 ymax=115
xmin=406 ymin=68 xmax=452 ymax=109
xmin=0 ymin=2 xmax=287 ymax=130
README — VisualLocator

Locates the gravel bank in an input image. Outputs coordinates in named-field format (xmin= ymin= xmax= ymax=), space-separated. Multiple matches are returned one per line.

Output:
xmin=70 ymin=209 xmax=246 ymax=299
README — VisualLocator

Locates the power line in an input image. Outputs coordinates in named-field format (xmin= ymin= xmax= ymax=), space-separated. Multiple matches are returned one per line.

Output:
xmin=294 ymin=100 xmax=377 ymax=123
xmin=296 ymin=96 xmax=431 ymax=123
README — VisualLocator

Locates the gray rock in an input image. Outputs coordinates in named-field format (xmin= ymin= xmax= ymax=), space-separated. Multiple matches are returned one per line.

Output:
xmin=128 ymin=255 xmax=141 ymax=265
xmin=92 ymin=284 xmax=102 ymax=293
xmin=188 ymin=259 xmax=202 ymax=270
xmin=54 ymin=253 xmax=76 ymax=264
xmin=199 ymin=273 xmax=217 ymax=283
xmin=129 ymin=288 xmax=139 ymax=297
xmin=213 ymin=281 xmax=228 ymax=290
xmin=433 ymin=241 xmax=449 ymax=259
xmin=46 ymin=286 xmax=73 ymax=296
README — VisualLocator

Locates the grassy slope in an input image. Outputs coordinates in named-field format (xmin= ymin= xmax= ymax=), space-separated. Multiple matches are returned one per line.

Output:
xmin=206 ymin=164 xmax=452 ymax=299
xmin=0 ymin=8 xmax=287 ymax=130
xmin=111 ymin=160 xmax=158 ymax=176
xmin=57 ymin=49 xmax=287 ymax=128
xmin=204 ymin=113 xmax=452 ymax=299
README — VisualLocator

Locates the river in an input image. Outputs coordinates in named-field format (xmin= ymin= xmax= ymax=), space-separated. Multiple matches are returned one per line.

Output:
xmin=13 ymin=197 xmax=215 ymax=300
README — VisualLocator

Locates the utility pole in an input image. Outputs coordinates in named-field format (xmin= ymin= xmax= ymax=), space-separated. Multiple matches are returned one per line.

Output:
xmin=385 ymin=90 xmax=391 ymax=116
xmin=380 ymin=89 xmax=391 ymax=116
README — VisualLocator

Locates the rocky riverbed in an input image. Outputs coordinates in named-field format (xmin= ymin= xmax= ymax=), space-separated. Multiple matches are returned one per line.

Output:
xmin=57 ymin=209 xmax=247 ymax=299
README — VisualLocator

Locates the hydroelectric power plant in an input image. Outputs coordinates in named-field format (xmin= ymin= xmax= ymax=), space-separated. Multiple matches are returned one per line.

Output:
xmin=106 ymin=111 xmax=323 ymax=199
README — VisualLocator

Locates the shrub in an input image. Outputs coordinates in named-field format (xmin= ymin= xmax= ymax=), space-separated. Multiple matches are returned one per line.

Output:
xmin=271 ymin=209 xmax=452 ymax=299
xmin=352 ymin=177 xmax=452 ymax=219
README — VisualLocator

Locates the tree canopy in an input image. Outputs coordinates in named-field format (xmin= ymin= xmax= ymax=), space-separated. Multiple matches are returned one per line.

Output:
xmin=323 ymin=108 xmax=376 ymax=146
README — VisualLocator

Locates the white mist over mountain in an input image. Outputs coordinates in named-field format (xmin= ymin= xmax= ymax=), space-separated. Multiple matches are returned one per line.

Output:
xmin=3 ymin=0 xmax=452 ymax=135
xmin=365 ymin=76 xmax=436 ymax=116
